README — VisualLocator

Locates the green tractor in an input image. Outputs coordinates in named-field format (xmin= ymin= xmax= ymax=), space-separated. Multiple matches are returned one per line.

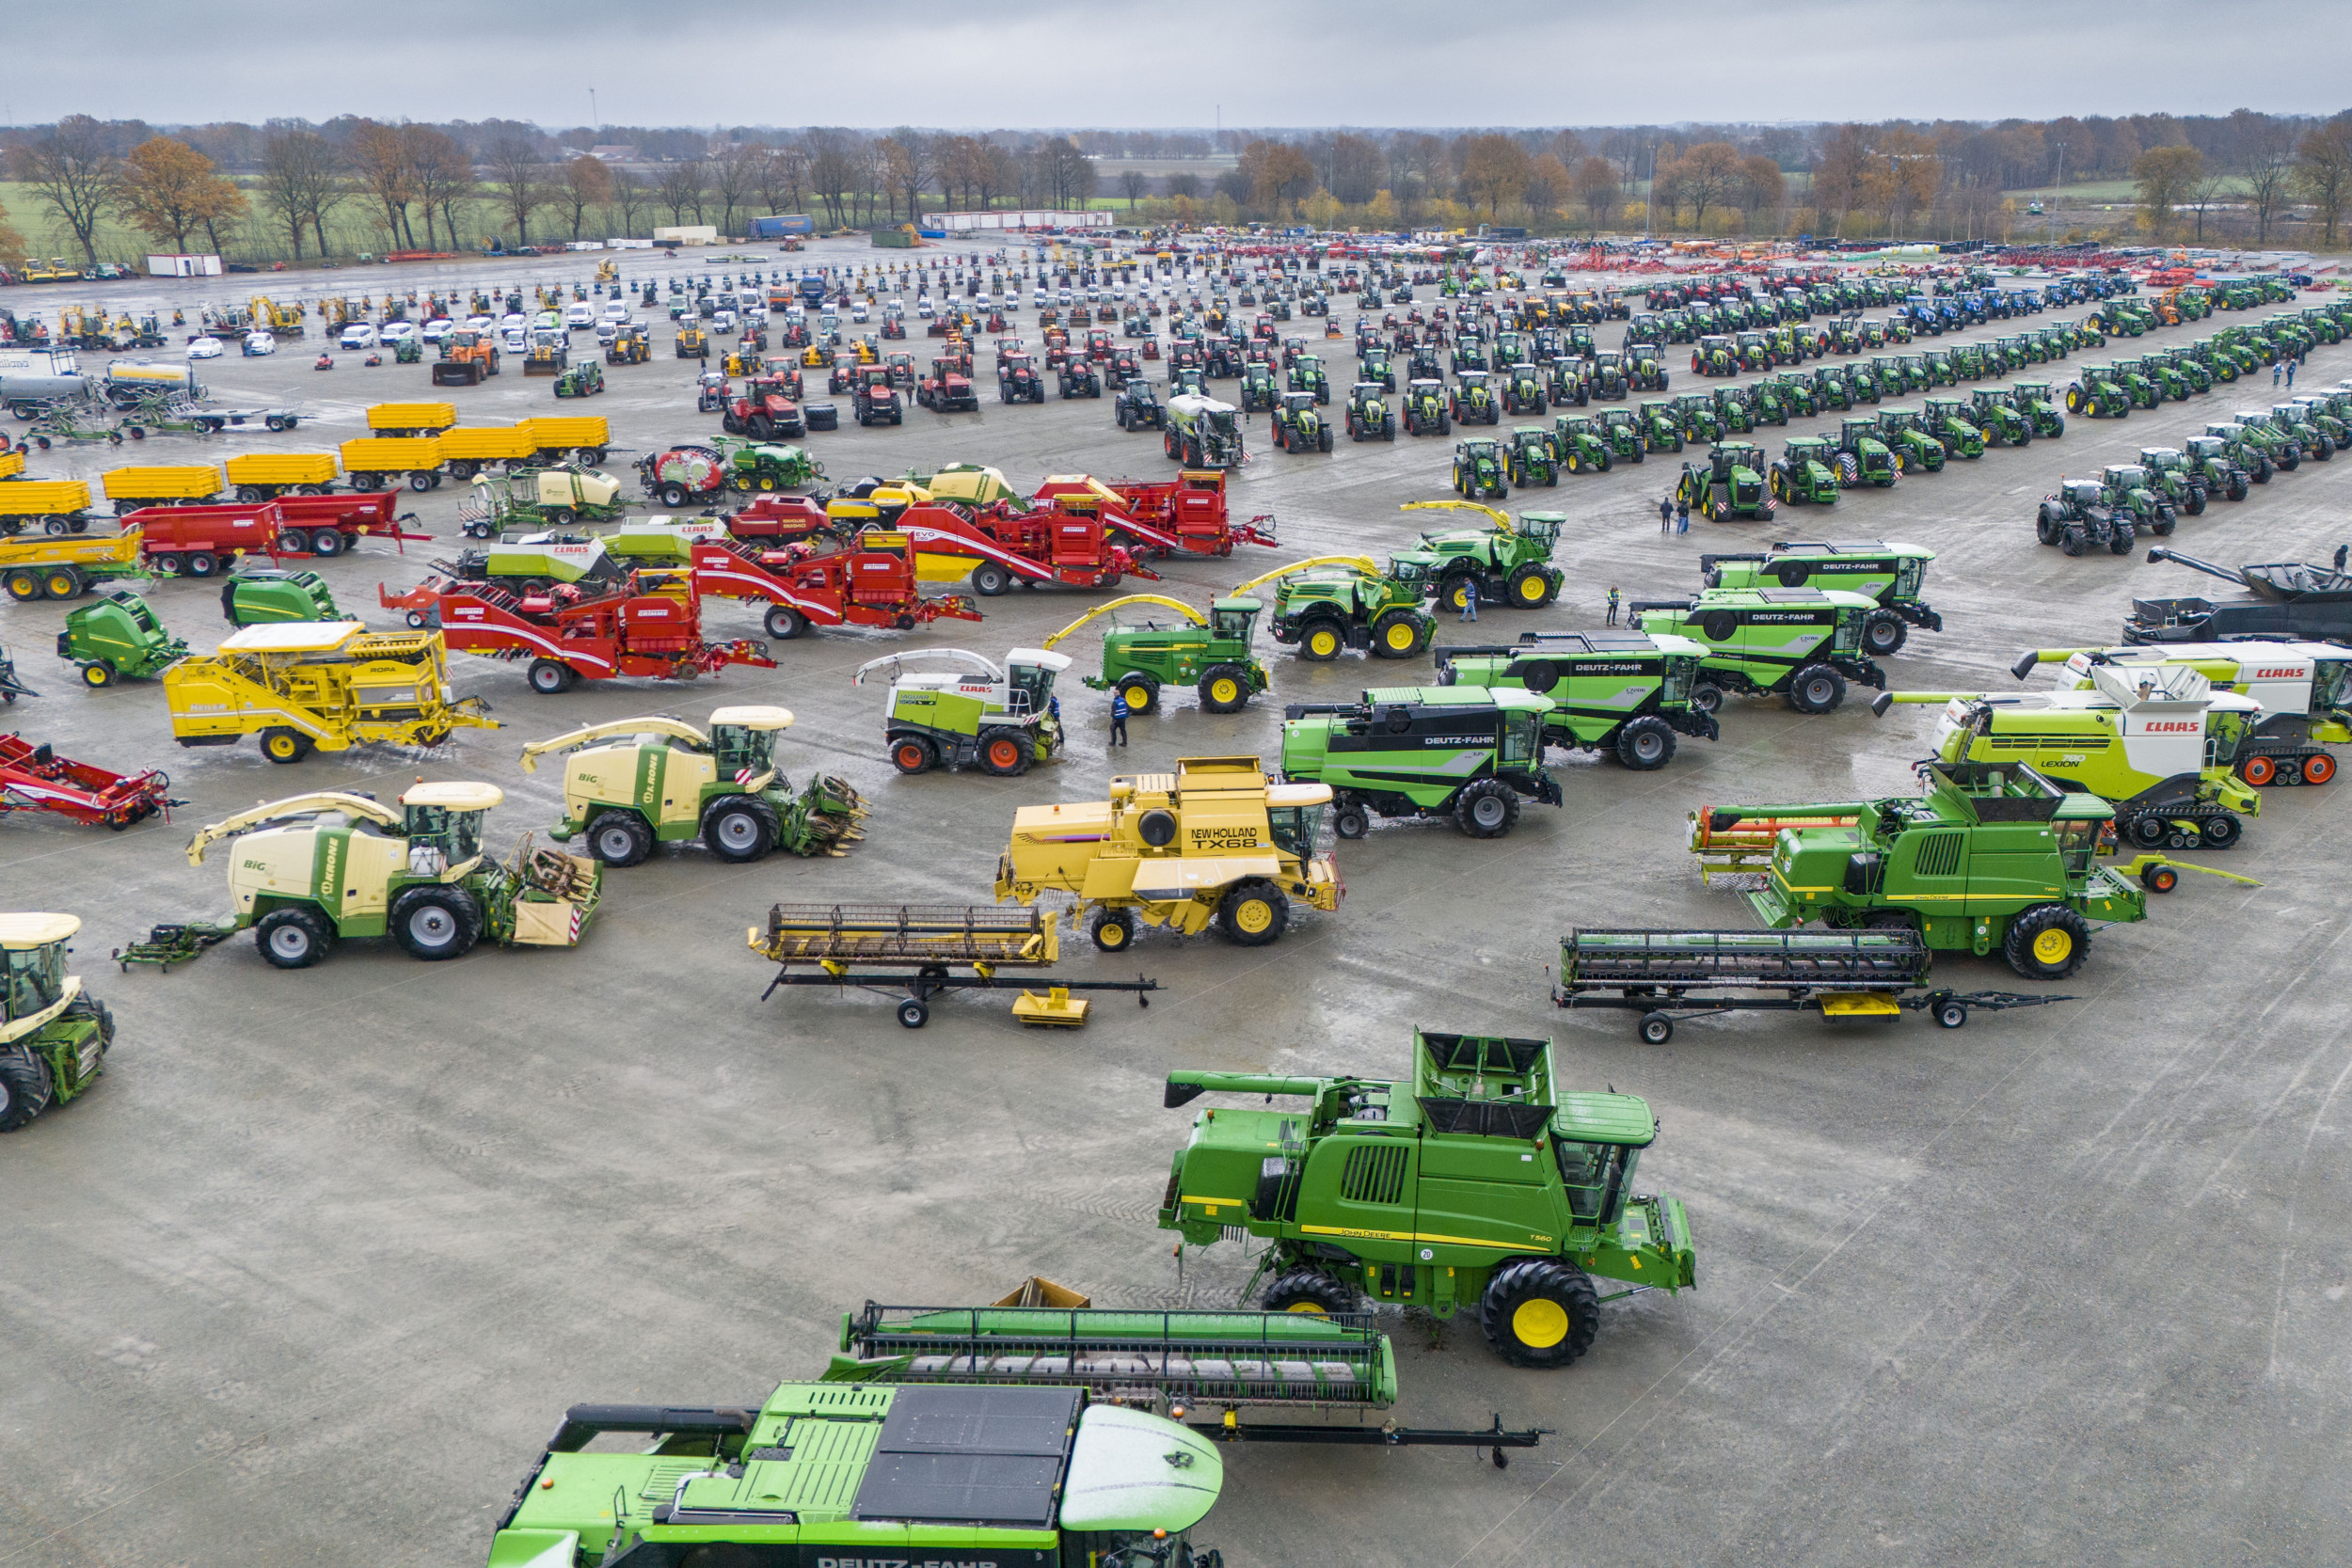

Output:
xmin=1360 ymin=343 xmax=1396 ymax=389
xmin=1596 ymin=405 xmax=1646 ymax=464
xmin=0 ymin=914 xmax=113 ymax=1133
xmin=518 ymin=706 xmax=868 ymax=859
xmin=1875 ymin=660 xmax=2262 ymax=851
xmin=1452 ymin=436 xmax=1508 ymax=499
xmin=1239 ymin=359 xmax=1279 ymax=411
xmin=1834 ymin=417 xmax=1899 ymax=487
xmin=2181 ymin=436 xmax=2253 ymax=501
xmin=1343 ymin=381 xmax=1396 ymax=441
xmin=1546 ymin=356 xmax=1590 ymax=407
xmin=1232 ymin=555 xmax=1435 ymax=662
xmin=1920 ymin=397 xmax=1986 ymax=458
xmin=1043 ymin=594 xmax=1270 ymax=715
xmin=552 ymin=361 xmax=605 ymax=398
xmin=1637 ymin=398 xmax=1683 ymax=453
xmin=1394 ymin=501 xmax=1565 ymax=612
xmin=1672 ymin=391 xmax=1722 ymax=445
xmin=1711 ymin=384 xmax=1755 ymax=435
xmin=1271 ymin=390 xmax=1335 ymax=454
xmin=1721 ymin=762 xmax=2153 ymax=979
xmin=2110 ymin=358 xmax=2162 ymax=410
xmin=1402 ymin=378 xmax=1453 ymax=436
xmin=1450 ymin=370 xmax=1502 ymax=426
xmin=1626 ymin=340 xmax=1670 ymax=390
xmin=725 ymin=442 xmax=824 ymax=493
xmin=1700 ymin=540 xmax=1940 ymax=656
xmin=220 ymin=570 xmax=340 ymax=627
xmin=2098 ymin=463 xmax=2178 ymax=538
xmin=1874 ymin=407 xmax=1946 ymax=474
xmin=1280 ymin=687 xmax=1562 ymax=839
xmin=1503 ymin=361 xmax=1547 ymax=416
xmin=1767 ymin=436 xmax=1842 ymax=507
xmin=1968 ymin=387 xmax=2033 ymax=447
xmin=1692 ymin=334 xmax=1737 ymax=376
xmin=850 ymin=646 xmax=1069 ymax=776
xmin=1809 ymin=364 xmax=1854 ymax=413
xmin=2137 ymin=447 xmax=2211 ymax=515
xmin=1628 ymin=586 xmax=1886 ymax=714
xmin=2065 ymin=364 xmax=2131 ymax=419
xmin=1763 ymin=372 xmax=1814 ymax=420
xmin=2011 ymin=380 xmax=2067 ymax=437
xmin=2205 ymin=420 xmax=2279 ymax=482
xmin=1675 ymin=442 xmax=1773 ymax=522
xmin=1159 ymin=1030 xmax=1696 ymax=1367
xmin=1550 ymin=413 xmax=1614 ymax=474
xmin=57 ymin=591 xmax=187 ymax=688
xmin=1507 ymin=426 xmax=1559 ymax=487
xmin=1435 ymin=628 xmax=1719 ymax=769
xmin=1288 ymin=353 xmax=1331 ymax=404
xmin=1587 ymin=348 xmax=1630 ymax=400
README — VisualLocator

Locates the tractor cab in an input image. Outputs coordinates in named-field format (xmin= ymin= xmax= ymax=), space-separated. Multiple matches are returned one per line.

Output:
xmin=707 ymin=705 xmax=795 ymax=783
xmin=1005 ymin=648 xmax=1071 ymax=717
xmin=0 ymin=912 xmax=76 ymax=1024
xmin=1209 ymin=597 xmax=1262 ymax=645
xmin=400 ymin=781 xmax=501 ymax=871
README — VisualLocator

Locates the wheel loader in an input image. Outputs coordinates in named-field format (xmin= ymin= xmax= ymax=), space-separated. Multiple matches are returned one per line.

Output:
xmin=995 ymin=754 xmax=1341 ymax=952
xmin=0 ymin=913 xmax=112 ymax=1133
xmin=1158 ymin=1029 xmax=1695 ymax=1368
xmin=184 ymin=782 xmax=600 ymax=968
xmin=517 ymin=706 xmax=866 ymax=864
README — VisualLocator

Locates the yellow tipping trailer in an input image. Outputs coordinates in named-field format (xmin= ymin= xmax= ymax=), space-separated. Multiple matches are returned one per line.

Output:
xmin=163 ymin=619 xmax=498 ymax=764
xmin=223 ymin=453 xmax=338 ymax=500
xmin=102 ymin=466 xmax=219 ymax=507
xmin=0 ymin=531 xmax=145 ymax=601
xmin=0 ymin=481 xmax=97 ymax=534
xmin=366 ymin=402 xmax=458 ymax=436
xmin=748 ymin=902 xmax=1158 ymax=1028
xmin=0 ymin=450 xmax=22 ymax=482
xmin=519 ymin=416 xmax=611 ymax=465
xmin=995 ymin=754 xmax=1341 ymax=950
xmin=435 ymin=425 xmax=536 ymax=478
xmin=339 ymin=436 xmax=444 ymax=492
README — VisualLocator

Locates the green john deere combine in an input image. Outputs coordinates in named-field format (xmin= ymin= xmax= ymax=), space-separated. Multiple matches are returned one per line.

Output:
xmin=1435 ymin=629 xmax=1719 ymax=769
xmin=1279 ymin=686 xmax=1562 ymax=839
xmin=1160 ymin=1030 xmax=1694 ymax=1367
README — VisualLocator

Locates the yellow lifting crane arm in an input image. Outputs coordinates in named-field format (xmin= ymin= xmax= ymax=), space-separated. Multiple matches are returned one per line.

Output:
xmin=517 ymin=716 xmax=711 ymax=772
xmin=1041 ymin=594 xmax=1206 ymax=649
xmin=1228 ymin=556 xmax=1384 ymax=598
xmin=1400 ymin=499 xmax=1513 ymax=532
xmin=186 ymin=792 xmax=405 ymax=866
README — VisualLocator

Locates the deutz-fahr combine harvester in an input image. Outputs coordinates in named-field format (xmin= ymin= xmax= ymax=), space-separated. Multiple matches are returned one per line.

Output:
xmin=1701 ymin=540 xmax=1941 ymax=657
xmin=1160 ymin=1030 xmax=1695 ymax=1368
xmin=1280 ymin=687 xmax=1562 ymax=839
xmin=1435 ymin=630 xmax=1719 ymax=769
xmin=1629 ymin=588 xmax=1886 ymax=714
xmin=516 ymin=706 xmax=866 ymax=864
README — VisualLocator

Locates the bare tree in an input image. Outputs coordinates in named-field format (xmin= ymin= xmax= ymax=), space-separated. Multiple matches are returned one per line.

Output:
xmin=8 ymin=116 xmax=122 ymax=264
xmin=609 ymin=170 xmax=647 ymax=239
xmin=711 ymin=144 xmax=765 ymax=235
xmin=348 ymin=120 xmax=418 ymax=248
xmin=486 ymin=138 xmax=547 ymax=246
xmin=888 ymin=129 xmax=932 ymax=220
xmin=657 ymin=157 xmax=709 ymax=226
xmin=757 ymin=144 xmax=808 ymax=217
xmin=2238 ymin=116 xmax=2296 ymax=242
xmin=2297 ymin=117 xmax=2352 ymax=245
xmin=805 ymin=132 xmax=853 ymax=228
xmin=1120 ymin=169 xmax=1149 ymax=209
xmin=258 ymin=127 xmax=345 ymax=260
xmin=406 ymin=126 xmax=473 ymax=249
xmin=558 ymin=154 xmax=615 ymax=242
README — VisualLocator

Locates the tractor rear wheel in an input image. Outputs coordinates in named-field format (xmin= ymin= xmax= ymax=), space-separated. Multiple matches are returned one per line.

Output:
xmin=391 ymin=885 xmax=484 ymax=961
xmin=1614 ymin=716 xmax=1677 ymax=771
xmin=1218 ymin=880 xmax=1289 ymax=946
xmin=2003 ymin=904 xmax=2089 ymax=980
xmin=1089 ymin=908 xmax=1137 ymax=953
xmin=0 ymin=1045 xmax=57 ymax=1132
xmin=1298 ymin=619 xmax=1345 ymax=661
xmin=256 ymin=906 xmax=333 ymax=970
xmin=1479 ymin=1259 xmax=1601 ymax=1369
xmin=1263 ymin=1268 xmax=1357 ymax=1315
xmin=1454 ymin=779 xmax=1519 ymax=838
xmin=703 ymin=796 xmax=781 ymax=863
xmin=1198 ymin=666 xmax=1250 ymax=714
xmin=979 ymin=726 xmax=1034 ymax=777
xmin=1788 ymin=664 xmax=1848 ymax=715
xmin=587 ymin=811 xmax=655 ymax=867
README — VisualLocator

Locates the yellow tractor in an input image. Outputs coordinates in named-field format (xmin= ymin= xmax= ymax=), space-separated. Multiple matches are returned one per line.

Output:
xmin=676 ymin=324 xmax=710 ymax=360
xmin=163 ymin=621 xmax=499 ymax=764
xmin=995 ymin=754 xmax=1341 ymax=951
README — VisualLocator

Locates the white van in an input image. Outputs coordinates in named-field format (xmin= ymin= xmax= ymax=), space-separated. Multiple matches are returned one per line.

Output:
xmin=564 ymin=302 xmax=596 ymax=331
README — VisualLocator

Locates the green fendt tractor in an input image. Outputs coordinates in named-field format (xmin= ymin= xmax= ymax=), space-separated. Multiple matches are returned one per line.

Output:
xmin=1700 ymin=540 xmax=1939 ymax=656
xmin=0 ymin=914 xmax=113 ymax=1133
xmin=850 ymin=645 xmax=1071 ymax=776
xmin=1768 ymin=436 xmax=1842 ymax=506
xmin=1435 ymin=628 xmax=1719 ymax=769
xmin=1675 ymin=442 xmax=1773 ymax=521
xmin=1045 ymin=594 xmax=1270 ymax=714
xmin=1629 ymin=586 xmax=1885 ymax=713
xmin=1718 ymin=762 xmax=2150 ymax=979
xmin=57 ymin=591 xmax=187 ymax=687
xmin=2181 ymin=436 xmax=2252 ymax=502
xmin=1159 ymin=1030 xmax=1696 ymax=1367
xmin=1874 ymin=660 xmax=2263 ymax=849
xmin=1280 ymin=686 xmax=1562 ymax=839
xmin=517 ymin=706 xmax=867 ymax=862
xmin=1232 ymin=555 xmax=1436 ymax=662
xmin=1394 ymin=501 xmax=1565 ymax=613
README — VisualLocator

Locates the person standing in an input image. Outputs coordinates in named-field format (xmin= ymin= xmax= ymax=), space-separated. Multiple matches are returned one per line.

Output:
xmin=1660 ymin=494 xmax=1674 ymax=532
xmin=1676 ymin=494 xmax=1690 ymax=532
xmin=1459 ymin=578 xmax=1479 ymax=622
xmin=2335 ymin=544 xmax=2348 ymax=574
xmin=1108 ymin=689 xmax=1129 ymax=748
xmin=2273 ymin=357 xmax=2283 ymax=387
xmin=2286 ymin=358 xmax=2296 ymax=388
xmin=1606 ymin=586 xmax=1621 ymax=626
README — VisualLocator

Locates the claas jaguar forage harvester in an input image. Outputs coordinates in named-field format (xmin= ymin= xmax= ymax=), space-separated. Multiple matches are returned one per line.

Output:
xmin=183 ymin=782 xmax=599 ymax=968
xmin=516 ymin=706 xmax=866 ymax=865
xmin=1159 ymin=1029 xmax=1694 ymax=1368
xmin=995 ymin=754 xmax=1340 ymax=952
xmin=854 ymin=645 xmax=1071 ymax=776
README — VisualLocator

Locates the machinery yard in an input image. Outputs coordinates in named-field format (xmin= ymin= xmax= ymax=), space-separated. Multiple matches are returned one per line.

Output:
xmin=3 ymin=232 xmax=2352 ymax=1568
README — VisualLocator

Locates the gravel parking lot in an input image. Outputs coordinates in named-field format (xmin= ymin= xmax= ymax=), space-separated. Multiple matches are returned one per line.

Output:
xmin=4 ymin=238 xmax=2350 ymax=1567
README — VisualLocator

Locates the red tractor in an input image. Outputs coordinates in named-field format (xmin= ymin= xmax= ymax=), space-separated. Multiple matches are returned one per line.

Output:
xmin=916 ymin=357 xmax=978 ymax=413
xmin=1041 ymin=327 xmax=1073 ymax=369
xmin=722 ymin=375 xmax=805 ymax=440
xmin=1106 ymin=348 xmax=1144 ymax=389
xmin=1084 ymin=326 xmax=1115 ymax=362
xmin=852 ymin=365 xmax=904 ymax=427
xmin=826 ymin=352 xmax=859 ymax=394
xmin=883 ymin=350 xmax=916 ymax=388
xmin=997 ymin=353 xmax=1045 ymax=404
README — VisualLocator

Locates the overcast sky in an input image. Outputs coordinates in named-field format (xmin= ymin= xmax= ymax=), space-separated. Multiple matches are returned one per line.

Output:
xmin=6 ymin=0 xmax=2347 ymax=131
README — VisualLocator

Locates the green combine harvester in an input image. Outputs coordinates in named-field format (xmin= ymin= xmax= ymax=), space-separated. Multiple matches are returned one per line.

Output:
xmin=1279 ymin=686 xmax=1562 ymax=839
xmin=1699 ymin=540 xmax=1941 ymax=656
xmin=1160 ymin=1030 xmax=1696 ymax=1368
xmin=1434 ymin=629 xmax=1718 ymax=769
xmin=1629 ymin=586 xmax=1886 ymax=714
